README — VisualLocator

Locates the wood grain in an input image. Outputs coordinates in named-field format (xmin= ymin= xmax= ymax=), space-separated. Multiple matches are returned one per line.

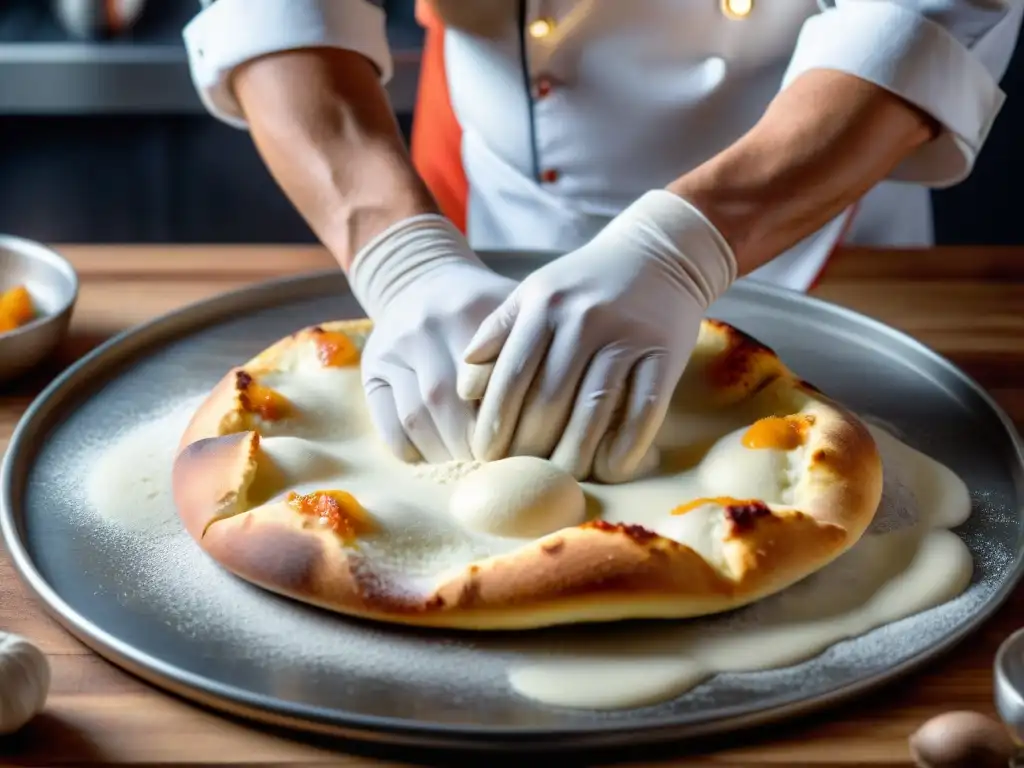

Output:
xmin=0 ymin=244 xmax=1022 ymax=767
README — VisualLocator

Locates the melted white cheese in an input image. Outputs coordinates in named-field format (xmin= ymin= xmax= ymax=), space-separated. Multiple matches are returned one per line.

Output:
xmin=249 ymin=360 xmax=972 ymax=712
xmin=507 ymin=426 xmax=973 ymax=709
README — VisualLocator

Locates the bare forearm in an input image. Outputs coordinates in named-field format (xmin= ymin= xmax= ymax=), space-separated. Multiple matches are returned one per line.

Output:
xmin=232 ymin=48 xmax=437 ymax=270
xmin=668 ymin=70 xmax=937 ymax=274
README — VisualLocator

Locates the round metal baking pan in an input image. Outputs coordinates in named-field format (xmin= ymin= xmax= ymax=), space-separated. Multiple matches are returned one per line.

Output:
xmin=3 ymin=252 xmax=1023 ymax=751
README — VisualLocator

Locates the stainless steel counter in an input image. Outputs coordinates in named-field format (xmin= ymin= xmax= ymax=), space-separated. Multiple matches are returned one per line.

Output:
xmin=0 ymin=43 xmax=421 ymax=115
xmin=0 ymin=0 xmax=423 ymax=115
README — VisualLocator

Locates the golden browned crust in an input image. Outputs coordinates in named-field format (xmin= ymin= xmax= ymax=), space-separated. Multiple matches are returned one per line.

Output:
xmin=172 ymin=318 xmax=883 ymax=630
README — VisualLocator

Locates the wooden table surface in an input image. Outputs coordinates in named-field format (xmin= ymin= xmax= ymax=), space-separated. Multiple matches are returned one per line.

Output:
xmin=1 ymin=244 xmax=1023 ymax=767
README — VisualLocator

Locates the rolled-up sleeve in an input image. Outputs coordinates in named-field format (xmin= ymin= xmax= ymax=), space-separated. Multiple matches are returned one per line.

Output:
xmin=183 ymin=0 xmax=392 ymax=130
xmin=782 ymin=0 xmax=1024 ymax=187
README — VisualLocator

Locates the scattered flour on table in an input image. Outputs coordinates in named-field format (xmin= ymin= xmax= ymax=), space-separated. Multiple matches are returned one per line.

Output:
xmin=71 ymin=404 xmax=1009 ymax=712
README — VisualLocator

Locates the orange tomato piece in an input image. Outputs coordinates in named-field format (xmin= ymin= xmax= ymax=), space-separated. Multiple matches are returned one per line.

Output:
xmin=0 ymin=285 xmax=35 ymax=333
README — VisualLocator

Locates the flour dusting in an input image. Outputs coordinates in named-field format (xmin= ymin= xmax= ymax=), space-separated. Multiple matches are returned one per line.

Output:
xmin=411 ymin=460 xmax=482 ymax=485
xmin=85 ymin=398 xmax=203 ymax=535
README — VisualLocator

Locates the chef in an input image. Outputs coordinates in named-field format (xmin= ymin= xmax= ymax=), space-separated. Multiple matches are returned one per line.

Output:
xmin=184 ymin=0 xmax=1022 ymax=482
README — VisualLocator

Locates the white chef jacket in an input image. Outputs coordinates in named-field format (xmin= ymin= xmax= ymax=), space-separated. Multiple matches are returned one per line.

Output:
xmin=183 ymin=0 xmax=1022 ymax=292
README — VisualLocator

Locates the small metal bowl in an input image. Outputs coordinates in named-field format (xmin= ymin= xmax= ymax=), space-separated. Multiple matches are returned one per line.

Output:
xmin=0 ymin=235 xmax=79 ymax=385
xmin=994 ymin=626 xmax=1024 ymax=744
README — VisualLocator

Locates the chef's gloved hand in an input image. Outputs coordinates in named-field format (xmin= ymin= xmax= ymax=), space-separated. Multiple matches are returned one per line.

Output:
xmin=456 ymin=190 xmax=737 ymax=483
xmin=349 ymin=214 xmax=517 ymax=463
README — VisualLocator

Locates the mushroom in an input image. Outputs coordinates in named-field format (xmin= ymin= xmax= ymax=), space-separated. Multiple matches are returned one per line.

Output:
xmin=0 ymin=632 xmax=50 ymax=736
xmin=909 ymin=710 xmax=1017 ymax=768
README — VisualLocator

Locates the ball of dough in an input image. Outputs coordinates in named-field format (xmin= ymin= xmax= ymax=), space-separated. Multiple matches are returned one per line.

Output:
xmin=449 ymin=456 xmax=586 ymax=538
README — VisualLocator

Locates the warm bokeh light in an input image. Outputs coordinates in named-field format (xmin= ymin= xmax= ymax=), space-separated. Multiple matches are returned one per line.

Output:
xmin=528 ymin=17 xmax=555 ymax=38
xmin=721 ymin=0 xmax=754 ymax=20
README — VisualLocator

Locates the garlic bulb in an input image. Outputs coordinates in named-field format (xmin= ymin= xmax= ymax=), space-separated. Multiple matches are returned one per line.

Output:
xmin=0 ymin=632 xmax=50 ymax=735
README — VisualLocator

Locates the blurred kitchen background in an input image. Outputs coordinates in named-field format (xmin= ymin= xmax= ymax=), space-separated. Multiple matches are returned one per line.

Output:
xmin=0 ymin=0 xmax=1021 ymax=245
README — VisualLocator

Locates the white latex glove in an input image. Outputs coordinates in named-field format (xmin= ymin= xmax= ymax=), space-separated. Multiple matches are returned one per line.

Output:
xmin=456 ymin=190 xmax=737 ymax=483
xmin=349 ymin=214 xmax=517 ymax=463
